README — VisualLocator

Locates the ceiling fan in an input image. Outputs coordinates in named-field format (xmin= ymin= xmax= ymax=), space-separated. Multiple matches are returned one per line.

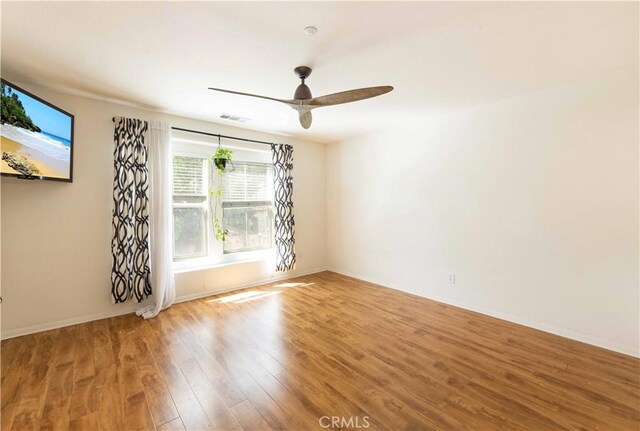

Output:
xmin=208 ymin=66 xmax=393 ymax=129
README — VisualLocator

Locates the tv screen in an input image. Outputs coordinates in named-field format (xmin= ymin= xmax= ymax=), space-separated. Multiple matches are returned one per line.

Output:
xmin=1 ymin=79 xmax=74 ymax=182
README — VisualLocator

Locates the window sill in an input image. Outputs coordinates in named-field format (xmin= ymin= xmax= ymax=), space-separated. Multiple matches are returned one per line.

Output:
xmin=173 ymin=249 xmax=275 ymax=274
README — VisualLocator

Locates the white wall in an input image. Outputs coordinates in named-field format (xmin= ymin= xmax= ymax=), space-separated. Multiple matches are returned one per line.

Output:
xmin=1 ymin=83 xmax=327 ymax=338
xmin=327 ymin=67 xmax=639 ymax=357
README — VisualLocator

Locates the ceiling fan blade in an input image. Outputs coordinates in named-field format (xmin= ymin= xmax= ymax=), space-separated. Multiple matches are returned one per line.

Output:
xmin=208 ymin=87 xmax=295 ymax=106
xmin=307 ymin=86 xmax=393 ymax=107
xmin=299 ymin=110 xmax=312 ymax=129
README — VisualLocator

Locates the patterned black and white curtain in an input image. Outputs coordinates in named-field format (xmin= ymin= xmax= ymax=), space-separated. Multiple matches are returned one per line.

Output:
xmin=111 ymin=117 xmax=152 ymax=303
xmin=271 ymin=143 xmax=296 ymax=271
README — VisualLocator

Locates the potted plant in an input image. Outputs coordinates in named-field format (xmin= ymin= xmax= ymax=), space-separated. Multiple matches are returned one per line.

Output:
xmin=213 ymin=147 xmax=233 ymax=172
xmin=209 ymin=146 xmax=233 ymax=241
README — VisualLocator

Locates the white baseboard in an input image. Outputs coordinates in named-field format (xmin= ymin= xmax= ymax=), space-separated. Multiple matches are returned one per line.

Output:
xmin=0 ymin=267 xmax=327 ymax=340
xmin=327 ymin=267 xmax=640 ymax=358
xmin=0 ymin=304 xmax=139 ymax=340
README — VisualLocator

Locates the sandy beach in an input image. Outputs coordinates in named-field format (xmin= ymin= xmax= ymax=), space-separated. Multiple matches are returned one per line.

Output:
xmin=1 ymin=135 xmax=68 ymax=178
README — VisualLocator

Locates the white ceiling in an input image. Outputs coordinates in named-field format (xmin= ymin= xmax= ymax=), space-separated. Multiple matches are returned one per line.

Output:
xmin=1 ymin=1 xmax=637 ymax=143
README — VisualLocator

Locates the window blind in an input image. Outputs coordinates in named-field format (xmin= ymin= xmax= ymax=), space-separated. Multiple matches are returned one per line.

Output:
xmin=222 ymin=161 xmax=274 ymax=202
xmin=173 ymin=156 xmax=206 ymax=195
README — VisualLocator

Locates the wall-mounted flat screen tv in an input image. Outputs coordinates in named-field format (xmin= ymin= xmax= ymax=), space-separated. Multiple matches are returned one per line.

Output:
xmin=1 ymin=79 xmax=74 ymax=182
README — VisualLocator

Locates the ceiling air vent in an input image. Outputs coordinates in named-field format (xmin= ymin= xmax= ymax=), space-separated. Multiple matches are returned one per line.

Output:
xmin=220 ymin=113 xmax=251 ymax=123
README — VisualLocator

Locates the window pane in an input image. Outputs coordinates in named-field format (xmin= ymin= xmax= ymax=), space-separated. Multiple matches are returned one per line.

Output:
xmin=223 ymin=206 xmax=273 ymax=253
xmin=173 ymin=207 xmax=207 ymax=259
xmin=222 ymin=162 xmax=274 ymax=202
xmin=173 ymin=195 xmax=207 ymax=204
xmin=173 ymin=156 xmax=206 ymax=195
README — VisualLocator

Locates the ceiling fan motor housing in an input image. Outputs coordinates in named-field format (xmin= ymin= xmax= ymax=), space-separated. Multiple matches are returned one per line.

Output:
xmin=294 ymin=83 xmax=312 ymax=100
xmin=294 ymin=66 xmax=313 ymax=99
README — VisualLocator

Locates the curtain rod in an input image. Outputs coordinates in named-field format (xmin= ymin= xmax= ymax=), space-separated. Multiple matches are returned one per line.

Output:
xmin=111 ymin=118 xmax=274 ymax=146
xmin=172 ymin=127 xmax=275 ymax=146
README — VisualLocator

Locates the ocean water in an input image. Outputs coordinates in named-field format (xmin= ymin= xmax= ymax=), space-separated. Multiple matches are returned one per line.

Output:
xmin=42 ymin=131 xmax=71 ymax=147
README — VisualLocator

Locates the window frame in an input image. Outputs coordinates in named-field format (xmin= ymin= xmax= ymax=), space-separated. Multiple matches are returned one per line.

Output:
xmin=171 ymin=139 xmax=276 ymax=267
xmin=172 ymin=154 xmax=209 ymax=261
xmin=220 ymin=160 xmax=275 ymax=255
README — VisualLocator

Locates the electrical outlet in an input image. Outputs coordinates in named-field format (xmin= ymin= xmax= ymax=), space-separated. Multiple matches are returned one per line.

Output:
xmin=448 ymin=273 xmax=456 ymax=285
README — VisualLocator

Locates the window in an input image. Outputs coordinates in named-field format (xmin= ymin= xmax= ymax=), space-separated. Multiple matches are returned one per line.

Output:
xmin=222 ymin=162 xmax=274 ymax=253
xmin=172 ymin=156 xmax=208 ymax=260
xmin=172 ymin=151 xmax=274 ymax=263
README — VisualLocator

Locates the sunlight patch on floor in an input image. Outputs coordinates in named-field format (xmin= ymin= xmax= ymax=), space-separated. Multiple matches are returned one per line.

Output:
xmin=206 ymin=290 xmax=282 ymax=304
xmin=273 ymin=282 xmax=316 ymax=288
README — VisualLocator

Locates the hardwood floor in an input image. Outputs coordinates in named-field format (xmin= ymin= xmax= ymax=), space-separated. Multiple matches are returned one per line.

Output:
xmin=2 ymin=271 xmax=639 ymax=430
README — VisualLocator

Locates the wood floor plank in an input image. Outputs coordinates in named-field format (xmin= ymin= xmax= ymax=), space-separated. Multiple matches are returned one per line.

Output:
xmin=39 ymin=397 xmax=71 ymax=431
xmin=69 ymin=376 xmax=99 ymax=422
xmin=1 ymin=271 xmax=638 ymax=430
xmin=1 ymin=338 xmax=17 ymax=379
xmin=232 ymin=372 xmax=297 ymax=431
xmin=111 ymin=317 xmax=156 ymax=431
xmin=1 ymin=367 xmax=25 ymax=431
xmin=37 ymin=326 xmax=81 ymax=431
xmin=9 ymin=360 xmax=54 ymax=430
xmin=68 ymin=411 xmax=99 ymax=431
xmin=138 ymin=322 xmax=212 ymax=431
xmin=0 ymin=330 xmax=58 ymax=430
xmin=1 ymin=365 xmax=25 ymax=411
xmin=124 ymin=391 xmax=157 ymax=431
xmin=157 ymin=417 xmax=186 ymax=431
xmin=130 ymin=329 xmax=180 ymax=426
xmin=73 ymin=337 xmax=95 ymax=384
xmin=97 ymin=383 xmax=126 ymax=431
xmin=177 ymin=357 xmax=242 ymax=431
xmin=229 ymin=399 xmax=274 ymax=431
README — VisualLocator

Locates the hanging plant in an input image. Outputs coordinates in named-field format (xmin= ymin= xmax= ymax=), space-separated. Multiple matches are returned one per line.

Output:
xmin=213 ymin=147 xmax=233 ymax=172
xmin=209 ymin=142 xmax=233 ymax=241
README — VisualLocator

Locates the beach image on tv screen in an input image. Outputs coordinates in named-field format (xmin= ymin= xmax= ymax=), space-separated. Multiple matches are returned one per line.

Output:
xmin=0 ymin=82 xmax=72 ymax=180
